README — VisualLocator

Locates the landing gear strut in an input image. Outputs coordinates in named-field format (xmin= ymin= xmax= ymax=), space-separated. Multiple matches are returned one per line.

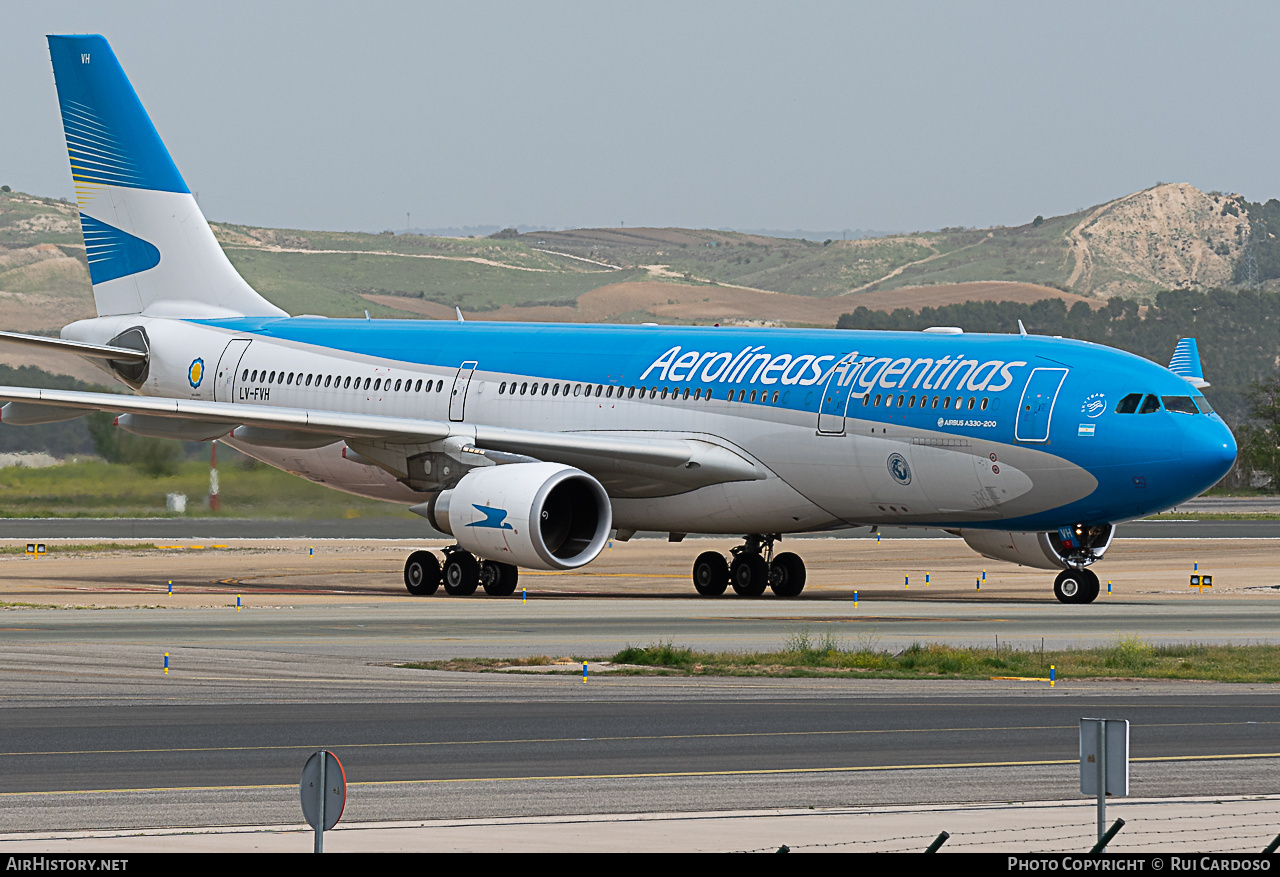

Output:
xmin=691 ymin=535 xmax=807 ymax=598
xmin=1054 ymin=568 xmax=1100 ymax=604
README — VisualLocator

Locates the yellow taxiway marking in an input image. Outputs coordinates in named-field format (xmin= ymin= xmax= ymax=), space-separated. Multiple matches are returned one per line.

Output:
xmin=6 ymin=751 xmax=1280 ymax=797
xmin=2 ymin=721 xmax=1277 ymax=759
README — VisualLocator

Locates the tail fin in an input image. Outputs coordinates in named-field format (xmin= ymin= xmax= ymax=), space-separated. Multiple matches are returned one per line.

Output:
xmin=48 ymin=35 xmax=286 ymax=319
xmin=1168 ymin=337 xmax=1209 ymax=389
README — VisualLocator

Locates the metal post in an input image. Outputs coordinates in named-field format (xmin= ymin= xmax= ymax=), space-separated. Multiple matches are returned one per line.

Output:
xmin=1263 ymin=833 xmax=1280 ymax=855
xmin=925 ymin=831 xmax=950 ymax=853
xmin=1096 ymin=721 xmax=1107 ymax=842
xmin=315 ymin=751 xmax=326 ymax=853
xmin=1090 ymin=818 xmax=1125 ymax=854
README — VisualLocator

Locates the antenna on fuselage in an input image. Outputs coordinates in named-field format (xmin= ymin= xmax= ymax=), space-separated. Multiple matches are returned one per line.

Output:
xmin=1018 ymin=319 xmax=1028 ymax=336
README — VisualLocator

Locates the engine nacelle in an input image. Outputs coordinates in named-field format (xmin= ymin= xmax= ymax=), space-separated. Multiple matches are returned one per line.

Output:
xmin=424 ymin=462 xmax=612 ymax=571
xmin=959 ymin=524 xmax=1114 ymax=571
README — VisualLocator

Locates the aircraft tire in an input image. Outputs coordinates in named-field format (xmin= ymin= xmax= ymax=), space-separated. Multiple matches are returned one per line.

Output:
xmin=404 ymin=550 xmax=441 ymax=596
xmin=480 ymin=560 xmax=519 ymax=596
xmin=730 ymin=552 xmax=769 ymax=597
xmin=769 ymin=552 xmax=806 ymax=598
xmin=692 ymin=551 xmax=729 ymax=596
xmin=1054 ymin=568 xmax=1099 ymax=604
xmin=443 ymin=550 xmax=480 ymax=596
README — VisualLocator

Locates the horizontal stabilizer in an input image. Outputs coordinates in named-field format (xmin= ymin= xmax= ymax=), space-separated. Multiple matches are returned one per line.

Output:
xmin=1168 ymin=337 xmax=1209 ymax=389
xmin=0 ymin=329 xmax=146 ymax=363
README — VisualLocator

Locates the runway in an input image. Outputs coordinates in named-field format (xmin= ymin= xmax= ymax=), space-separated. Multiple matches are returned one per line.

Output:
xmin=0 ymin=533 xmax=1277 ymax=847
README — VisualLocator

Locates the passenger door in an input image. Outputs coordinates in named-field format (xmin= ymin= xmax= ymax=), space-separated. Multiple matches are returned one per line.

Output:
xmin=1015 ymin=367 xmax=1068 ymax=442
xmin=214 ymin=339 xmax=252 ymax=402
xmin=816 ymin=353 xmax=861 ymax=435
xmin=449 ymin=361 xmax=478 ymax=422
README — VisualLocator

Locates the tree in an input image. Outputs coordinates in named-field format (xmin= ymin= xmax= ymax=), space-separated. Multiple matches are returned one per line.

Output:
xmin=1032 ymin=215 xmax=1044 ymax=227
xmin=1242 ymin=375 xmax=1280 ymax=490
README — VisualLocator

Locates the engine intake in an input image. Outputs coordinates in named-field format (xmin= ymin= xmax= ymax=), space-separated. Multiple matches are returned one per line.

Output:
xmin=959 ymin=524 xmax=1114 ymax=571
xmin=423 ymin=462 xmax=612 ymax=571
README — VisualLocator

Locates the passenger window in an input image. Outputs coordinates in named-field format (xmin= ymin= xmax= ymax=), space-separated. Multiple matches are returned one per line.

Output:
xmin=596 ymin=385 xmax=604 ymax=397
xmin=967 ymin=397 xmax=975 ymax=410
xmin=874 ymin=394 xmax=883 ymax=406
xmin=897 ymin=394 xmax=905 ymax=407
xmin=908 ymin=395 xmax=916 ymax=408
xmin=684 ymin=388 xmax=691 ymax=400
xmin=499 ymin=382 xmax=507 ymax=394
xmin=772 ymin=391 xmax=779 ymax=403
xmin=552 ymin=384 xmax=560 ymax=396
xmin=438 ymin=380 xmax=445 ymax=392
xmin=364 ymin=378 xmax=372 ymax=390
xmin=395 ymin=379 xmax=402 ymax=391
xmin=980 ymin=398 xmax=988 ymax=410
xmin=863 ymin=393 xmax=871 ymax=406
xmin=573 ymin=384 xmax=581 ymax=396
xmin=943 ymin=397 xmax=951 ymax=409
xmin=705 ymin=389 xmax=714 ymax=401
xmin=304 ymin=375 xmax=312 ymax=387
xmin=241 ymin=369 xmax=249 ymax=381
xmin=286 ymin=373 xmax=294 ymax=385
xmin=324 ymin=375 xmax=332 ymax=388
xmin=931 ymin=395 xmax=939 ymax=408
xmin=1115 ymin=393 xmax=1142 ymax=414
xmin=1162 ymin=395 xmax=1198 ymax=414
xmin=542 ymin=383 xmax=549 ymax=395
xmin=1139 ymin=394 xmax=1161 ymax=414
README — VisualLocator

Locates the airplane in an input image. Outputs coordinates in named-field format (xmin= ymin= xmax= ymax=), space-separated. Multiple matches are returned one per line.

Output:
xmin=0 ymin=35 xmax=1236 ymax=605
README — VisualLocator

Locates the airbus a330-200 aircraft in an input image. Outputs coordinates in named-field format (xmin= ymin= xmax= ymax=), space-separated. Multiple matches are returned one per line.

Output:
xmin=1 ymin=36 xmax=1236 ymax=604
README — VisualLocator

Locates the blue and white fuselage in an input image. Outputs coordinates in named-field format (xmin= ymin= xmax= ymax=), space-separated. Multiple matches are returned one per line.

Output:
xmin=0 ymin=34 xmax=1236 ymax=603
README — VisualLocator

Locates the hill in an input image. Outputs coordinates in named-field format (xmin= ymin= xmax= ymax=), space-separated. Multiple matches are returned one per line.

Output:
xmin=4 ymin=182 xmax=1275 ymax=347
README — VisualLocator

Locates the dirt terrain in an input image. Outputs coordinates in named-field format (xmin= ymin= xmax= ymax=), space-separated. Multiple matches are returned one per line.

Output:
xmin=1068 ymin=183 xmax=1246 ymax=298
xmin=365 ymin=279 xmax=1098 ymax=327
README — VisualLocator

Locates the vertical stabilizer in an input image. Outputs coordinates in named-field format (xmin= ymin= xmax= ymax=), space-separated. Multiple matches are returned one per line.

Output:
xmin=48 ymin=35 xmax=287 ymax=319
xmin=1168 ymin=337 xmax=1209 ymax=389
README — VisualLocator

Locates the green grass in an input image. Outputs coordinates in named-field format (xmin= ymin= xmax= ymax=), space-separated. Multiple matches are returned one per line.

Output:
xmin=403 ymin=633 xmax=1280 ymax=683
xmin=225 ymin=249 xmax=643 ymax=316
xmin=0 ymin=459 xmax=415 ymax=519
xmin=0 ymin=542 xmax=157 ymax=554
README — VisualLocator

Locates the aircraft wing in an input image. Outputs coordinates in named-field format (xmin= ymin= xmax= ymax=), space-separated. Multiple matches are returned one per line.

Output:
xmin=0 ymin=386 xmax=763 ymax=496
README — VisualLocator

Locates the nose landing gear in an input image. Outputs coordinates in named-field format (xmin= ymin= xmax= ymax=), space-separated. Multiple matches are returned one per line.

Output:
xmin=691 ymin=535 xmax=807 ymax=598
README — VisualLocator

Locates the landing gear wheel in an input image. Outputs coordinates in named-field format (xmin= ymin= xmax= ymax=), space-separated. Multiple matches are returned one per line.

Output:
xmin=730 ymin=552 xmax=769 ymax=597
xmin=769 ymin=552 xmax=806 ymax=598
xmin=442 ymin=550 xmax=480 ymax=596
xmin=404 ymin=550 xmax=441 ymax=596
xmin=1054 ymin=568 xmax=1099 ymax=604
xmin=692 ymin=551 xmax=729 ymax=596
xmin=480 ymin=560 xmax=519 ymax=596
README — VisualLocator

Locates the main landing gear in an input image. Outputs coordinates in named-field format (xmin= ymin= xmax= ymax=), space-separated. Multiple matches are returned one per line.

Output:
xmin=692 ymin=535 xmax=807 ymax=598
xmin=1053 ymin=568 xmax=1100 ymax=604
xmin=403 ymin=547 xmax=519 ymax=597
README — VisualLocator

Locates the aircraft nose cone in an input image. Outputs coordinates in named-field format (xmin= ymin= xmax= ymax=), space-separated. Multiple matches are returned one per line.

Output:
xmin=1186 ymin=418 xmax=1237 ymax=490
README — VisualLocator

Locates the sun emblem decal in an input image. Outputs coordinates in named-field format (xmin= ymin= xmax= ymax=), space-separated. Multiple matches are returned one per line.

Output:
xmin=188 ymin=358 xmax=204 ymax=389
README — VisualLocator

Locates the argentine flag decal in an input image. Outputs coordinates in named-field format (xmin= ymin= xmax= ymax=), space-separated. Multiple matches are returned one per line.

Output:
xmin=188 ymin=358 xmax=204 ymax=389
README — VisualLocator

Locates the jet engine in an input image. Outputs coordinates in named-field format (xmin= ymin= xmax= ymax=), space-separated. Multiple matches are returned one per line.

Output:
xmin=958 ymin=524 xmax=1114 ymax=571
xmin=423 ymin=462 xmax=612 ymax=571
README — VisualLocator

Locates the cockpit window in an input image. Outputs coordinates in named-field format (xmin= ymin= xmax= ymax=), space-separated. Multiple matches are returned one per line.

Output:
xmin=1115 ymin=393 xmax=1142 ymax=414
xmin=1162 ymin=395 xmax=1198 ymax=414
xmin=1194 ymin=396 xmax=1215 ymax=414
xmin=1139 ymin=394 xmax=1161 ymax=414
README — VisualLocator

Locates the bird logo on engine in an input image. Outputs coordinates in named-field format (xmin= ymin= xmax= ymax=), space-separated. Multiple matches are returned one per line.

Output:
xmin=467 ymin=504 xmax=514 ymax=530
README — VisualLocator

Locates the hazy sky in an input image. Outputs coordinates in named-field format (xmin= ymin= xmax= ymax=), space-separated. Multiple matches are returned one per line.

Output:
xmin=5 ymin=1 xmax=1279 ymax=234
